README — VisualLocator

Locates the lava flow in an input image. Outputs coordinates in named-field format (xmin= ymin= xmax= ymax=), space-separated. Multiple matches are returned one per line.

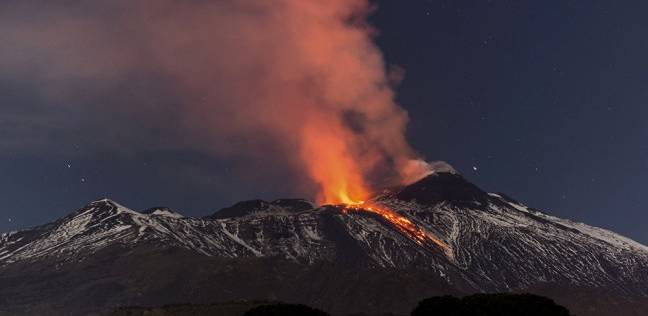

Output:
xmin=342 ymin=201 xmax=450 ymax=251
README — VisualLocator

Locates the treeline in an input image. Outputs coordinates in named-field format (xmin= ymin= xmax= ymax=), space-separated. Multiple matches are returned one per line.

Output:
xmin=243 ymin=293 xmax=572 ymax=316
xmin=410 ymin=293 xmax=572 ymax=316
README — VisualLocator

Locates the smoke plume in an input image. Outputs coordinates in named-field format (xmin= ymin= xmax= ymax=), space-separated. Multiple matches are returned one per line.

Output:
xmin=0 ymin=0 xmax=432 ymax=203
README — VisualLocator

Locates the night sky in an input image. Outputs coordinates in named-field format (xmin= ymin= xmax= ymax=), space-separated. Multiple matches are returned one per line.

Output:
xmin=1 ymin=1 xmax=647 ymax=244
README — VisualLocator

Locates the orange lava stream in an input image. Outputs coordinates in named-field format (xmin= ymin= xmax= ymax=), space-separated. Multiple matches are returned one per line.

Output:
xmin=343 ymin=201 xmax=450 ymax=251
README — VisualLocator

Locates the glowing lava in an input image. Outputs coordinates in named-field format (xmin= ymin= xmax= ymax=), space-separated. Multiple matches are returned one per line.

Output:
xmin=342 ymin=201 xmax=450 ymax=251
xmin=297 ymin=118 xmax=448 ymax=252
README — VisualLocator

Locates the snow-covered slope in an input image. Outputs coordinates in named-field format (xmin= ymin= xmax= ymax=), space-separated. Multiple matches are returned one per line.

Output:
xmin=1 ymin=171 xmax=647 ymax=315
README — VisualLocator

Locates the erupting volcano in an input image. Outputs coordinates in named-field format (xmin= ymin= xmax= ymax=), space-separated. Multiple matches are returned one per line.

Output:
xmin=297 ymin=123 xmax=445 ymax=252
xmin=296 ymin=117 xmax=449 ymax=252
xmin=296 ymin=114 xmax=446 ymax=252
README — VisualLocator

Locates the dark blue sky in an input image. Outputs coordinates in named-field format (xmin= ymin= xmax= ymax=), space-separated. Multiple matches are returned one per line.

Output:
xmin=1 ymin=1 xmax=647 ymax=244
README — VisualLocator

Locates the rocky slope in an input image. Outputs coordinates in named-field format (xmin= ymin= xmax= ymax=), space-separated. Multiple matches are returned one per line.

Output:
xmin=1 ymin=172 xmax=647 ymax=316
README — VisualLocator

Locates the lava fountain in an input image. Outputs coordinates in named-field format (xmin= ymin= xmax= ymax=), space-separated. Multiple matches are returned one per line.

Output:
xmin=298 ymin=120 xmax=449 ymax=252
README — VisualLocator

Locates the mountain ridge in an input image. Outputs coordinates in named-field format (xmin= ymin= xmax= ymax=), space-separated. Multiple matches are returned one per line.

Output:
xmin=1 ymin=172 xmax=647 ymax=316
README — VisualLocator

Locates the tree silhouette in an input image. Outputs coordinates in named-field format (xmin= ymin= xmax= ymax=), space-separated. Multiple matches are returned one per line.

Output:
xmin=243 ymin=303 xmax=330 ymax=316
xmin=411 ymin=296 xmax=464 ymax=316
xmin=412 ymin=293 xmax=572 ymax=316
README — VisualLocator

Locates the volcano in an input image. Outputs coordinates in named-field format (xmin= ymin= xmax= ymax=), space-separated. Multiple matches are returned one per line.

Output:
xmin=1 ymin=167 xmax=648 ymax=316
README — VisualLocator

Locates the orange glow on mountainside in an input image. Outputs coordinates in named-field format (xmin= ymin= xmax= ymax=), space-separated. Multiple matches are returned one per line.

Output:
xmin=344 ymin=201 xmax=450 ymax=251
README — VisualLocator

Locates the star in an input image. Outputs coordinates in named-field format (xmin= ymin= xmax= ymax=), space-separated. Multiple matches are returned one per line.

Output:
xmin=472 ymin=166 xmax=478 ymax=171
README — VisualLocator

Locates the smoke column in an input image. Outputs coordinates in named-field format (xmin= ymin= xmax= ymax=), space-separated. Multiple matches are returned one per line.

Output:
xmin=0 ymin=0 xmax=433 ymax=204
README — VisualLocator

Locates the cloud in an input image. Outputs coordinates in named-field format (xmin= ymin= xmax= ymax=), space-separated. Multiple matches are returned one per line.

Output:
xmin=0 ymin=0 xmax=430 ymax=200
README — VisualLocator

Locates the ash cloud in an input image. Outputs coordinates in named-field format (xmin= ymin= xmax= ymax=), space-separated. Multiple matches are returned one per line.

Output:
xmin=0 ymin=0 xmax=431 ymax=198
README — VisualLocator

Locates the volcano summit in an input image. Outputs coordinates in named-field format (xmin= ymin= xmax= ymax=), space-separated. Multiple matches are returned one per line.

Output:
xmin=1 ymin=167 xmax=647 ymax=316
